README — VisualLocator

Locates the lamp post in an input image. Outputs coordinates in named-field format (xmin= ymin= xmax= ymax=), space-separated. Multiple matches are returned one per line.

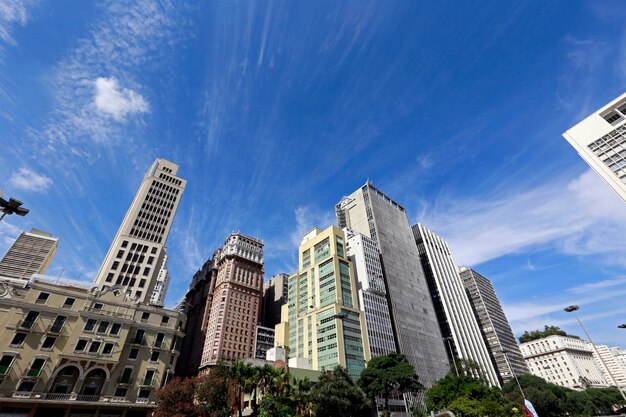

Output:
xmin=0 ymin=196 xmax=29 ymax=222
xmin=443 ymin=336 xmax=460 ymax=377
xmin=502 ymin=349 xmax=525 ymax=400
xmin=564 ymin=305 xmax=626 ymax=403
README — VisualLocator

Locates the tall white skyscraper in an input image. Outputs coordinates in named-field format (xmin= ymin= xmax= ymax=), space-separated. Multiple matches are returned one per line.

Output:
xmin=413 ymin=224 xmax=500 ymax=387
xmin=93 ymin=159 xmax=186 ymax=303
xmin=563 ymin=92 xmax=626 ymax=203
xmin=0 ymin=229 xmax=58 ymax=280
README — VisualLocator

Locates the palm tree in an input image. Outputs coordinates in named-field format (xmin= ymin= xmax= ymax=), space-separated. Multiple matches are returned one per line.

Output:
xmin=290 ymin=377 xmax=312 ymax=416
xmin=229 ymin=361 xmax=254 ymax=417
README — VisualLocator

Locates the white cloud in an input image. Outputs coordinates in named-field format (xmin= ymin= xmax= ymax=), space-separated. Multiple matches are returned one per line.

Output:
xmin=0 ymin=0 xmax=32 ymax=45
xmin=418 ymin=169 xmax=626 ymax=267
xmin=94 ymin=77 xmax=149 ymax=121
xmin=8 ymin=167 xmax=53 ymax=192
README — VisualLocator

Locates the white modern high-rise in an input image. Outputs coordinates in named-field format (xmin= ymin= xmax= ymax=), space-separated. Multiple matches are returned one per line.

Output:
xmin=93 ymin=159 xmax=186 ymax=303
xmin=343 ymin=228 xmax=396 ymax=357
xmin=0 ymin=229 xmax=58 ymax=280
xmin=413 ymin=224 xmax=500 ymax=387
xmin=520 ymin=335 xmax=608 ymax=390
xmin=149 ymin=254 xmax=170 ymax=306
xmin=588 ymin=344 xmax=626 ymax=391
xmin=563 ymin=92 xmax=626 ymax=203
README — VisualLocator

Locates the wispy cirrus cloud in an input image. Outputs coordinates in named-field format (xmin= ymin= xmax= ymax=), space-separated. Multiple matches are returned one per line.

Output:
xmin=418 ymin=169 xmax=626 ymax=268
xmin=0 ymin=0 xmax=33 ymax=46
xmin=8 ymin=167 xmax=53 ymax=192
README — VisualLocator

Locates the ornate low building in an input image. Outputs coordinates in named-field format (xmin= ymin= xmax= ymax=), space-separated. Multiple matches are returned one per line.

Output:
xmin=0 ymin=274 xmax=184 ymax=417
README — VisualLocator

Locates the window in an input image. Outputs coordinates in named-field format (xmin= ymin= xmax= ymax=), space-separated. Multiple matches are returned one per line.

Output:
xmin=112 ymin=261 xmax=119 ymax=270
xmin=84 ymin=319 xmax=97 ymax=332
xmin=151 ymin=247 xmax=157 ymax=254
xmin=17 ymin=381 xmax=35 ymax=392
xmin=50 ymin=316 xmax=66 ymax=333
xmin=88 ymin=341 xmax=101 ymax=353
xmin=41 ymin=336 xmax=56 ymax=350
xmin=141 ymin=312 xmax=150 ymax=322
xmin=75 ymin=339 xmax=88 ymax=352
xmin=10 ymin=333 xmax=26 ymax=347
xmin=143 ymin=369 xmax=155 ymax=385
xmin=161 ymin=316 xmax=170 ymax=325
xmin=150 ymin=351 xmax=160 ymax=362
xmin=147 ymin=256 xmax=154 ymax=265
xmin=138 ymin=388 xmax=151 ymax=399
xmin=0 ymin=355 xmax=14 ymax=375
xmin=97 ymin=321 xmax=109 ymax=334
xmin=154 ymin=332 xmax=165 ymax=348
xmin=93 ymin=303 xmax=103 ymax=310
xmin=128 ymin=348 xmax=139 ymax=360
xmin=121 ymin=240 xmax=128 ymax=248
xmin=139 ymin=279 xmax=146 ymax=288
xmin=63 ymin=297 xmax=75 ymax=308
xmin=36 ymin=292 xmax=50 ymax=304
xmin=143 ymin=268 xmax=150 ymax=276
xmin=116 ymin=250 xmax=124 ymax=258
xmin=114 ymin=387 xmax=128 ymax=397
xmin=110 ymin=323 xmax=122 ymax=336
xmin=119 ymin=367 xmax=133 ymax=384
xmin=102 ymin=342 xmax=114 ymax=355
xmin=26 ymin=358 xmax=46 ymax=377
xmin=21 ymin=311 xmax=39 ymax=329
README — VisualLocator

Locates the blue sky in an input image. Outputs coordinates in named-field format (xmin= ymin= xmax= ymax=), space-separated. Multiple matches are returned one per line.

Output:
xmin=1 ymin=1 xmax=626 ymax=347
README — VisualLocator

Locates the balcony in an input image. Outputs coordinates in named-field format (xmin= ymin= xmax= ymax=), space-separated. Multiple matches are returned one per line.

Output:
xmin=43 ymin=393 xmax=72 ymax=401
xmin=82 ymin=305 xmax=133 ymax=319
xmin=75 ymin=394 xmax=100 ymax=402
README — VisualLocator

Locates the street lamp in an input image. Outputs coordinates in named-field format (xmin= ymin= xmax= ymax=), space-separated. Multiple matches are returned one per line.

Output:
xmin=502 ymin=349 xmax=526 ymax=401
xmin=564 ymin=305 xmax=626 ymax=403
xmin=0 ymin=196 xmax=29 ymax=222
xmin=443 ymin=337 xmax=460 ymax=377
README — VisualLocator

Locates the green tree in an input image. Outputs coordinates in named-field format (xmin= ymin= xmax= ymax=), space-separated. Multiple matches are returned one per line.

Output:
xmin=290 ymin=377 xmax=313 ymax=416
xmin=312 ymin=366 xmax=370 ymax=417
xmin=228 ymin=361 xmax=254 ymax=417
xmin=358 ymin=353 xmax=423 ymax=417
xmin=196 ymin=364 xmax=231 ymax=417
xmin=518 ymin=325 xmax=580 ymax=343
xmin=502 ymin=374 xmax=567 ymax=417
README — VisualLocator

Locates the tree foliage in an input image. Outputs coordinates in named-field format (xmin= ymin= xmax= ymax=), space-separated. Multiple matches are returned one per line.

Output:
xmin=312 ymin=366 xmax=371 ymax=417
xmin=358 ymin=352 xmax=422 ymax=416
xmin=518 ymin=325 xmax=580 ymax=343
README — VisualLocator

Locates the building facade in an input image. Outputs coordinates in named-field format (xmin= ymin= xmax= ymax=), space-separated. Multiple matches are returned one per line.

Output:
xmin=588 ymin=344 xmax=626 ymax=391
xmin=149 ymin=255 xmax=170 ymax=307
xmin=0 ymin=229 xmax=58 ymax=280
xmin=413 ymin=225 xmax=499 ymax=387
xmin=336 ymin=183 xmax=448 ymax=391
xmin=563 ymin=92 xmax=626 ymax=203
xmin=254 ymin=326 xmax=275 ymax=360
xmin=175 ymin=256 xmax=217 ymax=376
xmin=261 ymin=273 xmax=289 ymax=328
xmin=0 ymin=275 xmax=184 ymax=417
xmin=343 ymin=228 xmax=396 ymax=358
xmin=275 ymin=226 xmax=369 ymax=379
xmin=520 ymin=335 xmax=607 ymax=390
xmin=199 ymin=233 xmax=264 ymax=370
xmin=93 ymin=159 xmax=186 ymax=303
xmin=460 ymin=267 xmax=529 ymax=384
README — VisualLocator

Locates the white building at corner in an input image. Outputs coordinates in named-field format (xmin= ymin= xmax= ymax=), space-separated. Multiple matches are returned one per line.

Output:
xmin=520 ymin=335 xmax=608 ymax=390
xmin=563 ymin=92 xmax=626 ymax=203
xmin=588 ymin=343 xmax=626 ymax=391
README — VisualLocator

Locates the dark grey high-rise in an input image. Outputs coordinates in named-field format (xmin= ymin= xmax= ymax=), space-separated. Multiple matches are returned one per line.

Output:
xmin=336 ymin=183 xmax=449 ymax=395
xmin=460 ymin=267 xmax=529 ymax=384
